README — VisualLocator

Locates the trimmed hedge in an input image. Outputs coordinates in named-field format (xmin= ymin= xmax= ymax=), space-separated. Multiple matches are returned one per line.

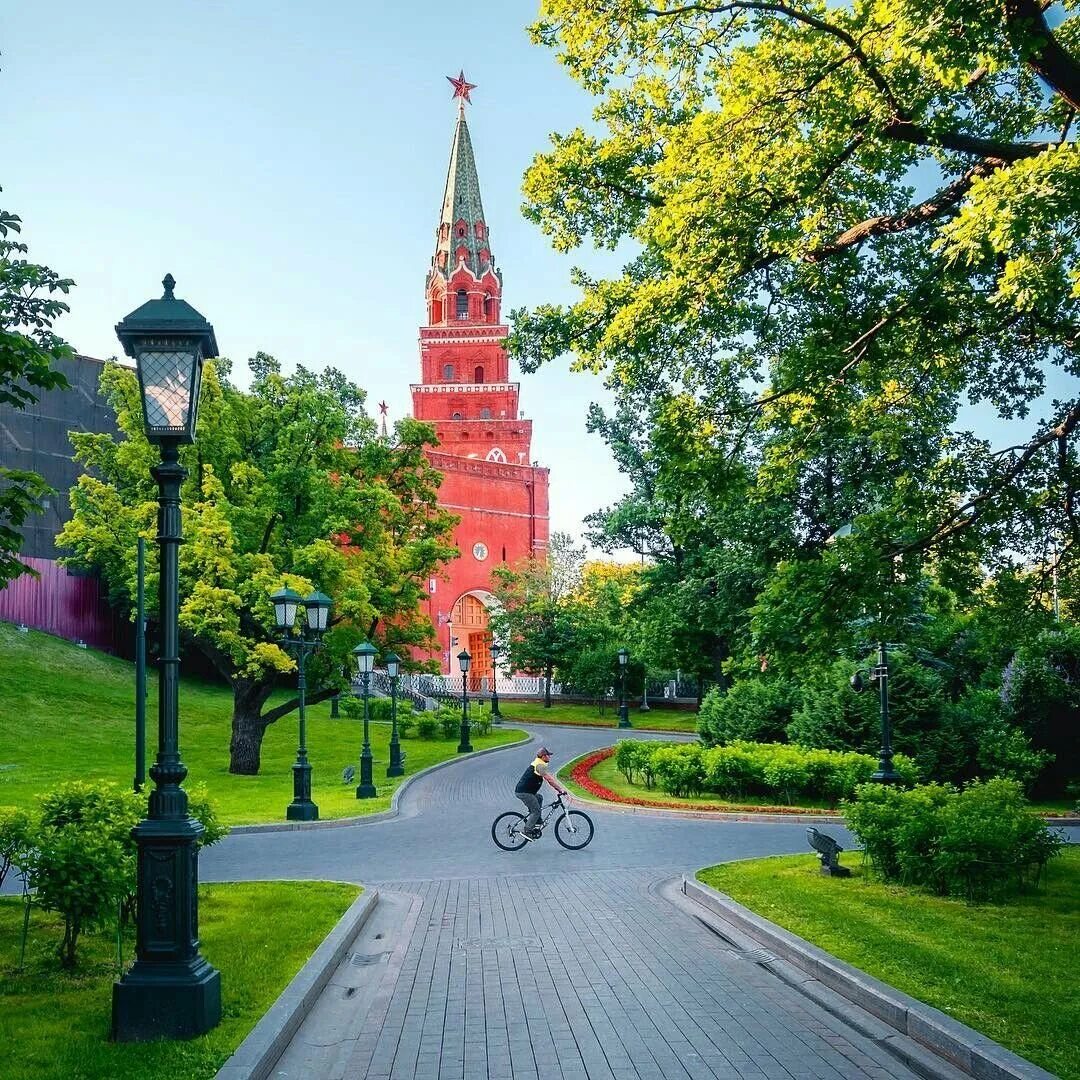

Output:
xmin=614 ymin=740 xmax=917 ymax=805
xmin=844 ymin=778 xmax=1064 ymax=900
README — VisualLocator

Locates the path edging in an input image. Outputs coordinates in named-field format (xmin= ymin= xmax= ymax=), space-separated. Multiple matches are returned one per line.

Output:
xmin=229 ymin=731 xmax=532 ymax=834
xmin=215 ymin=887 xmax=379 ymax=1080
xmin=682 ymin=876 xmax=1056 ymax=1080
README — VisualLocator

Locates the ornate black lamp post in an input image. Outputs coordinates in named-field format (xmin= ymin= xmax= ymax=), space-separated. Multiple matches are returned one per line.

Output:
xmin=849 ymin=643 xmax=901 ymax=783
xmin=112 ymin=274 xmax=221 ymax=1040
xmin=457 ymin=649 xmax=473 ymax=752
xmin=353 ymin=641 xmax=378 ymax=798
xmin=385 ymin=652 xmax=404 ymax=777
xmin=617 ymin=647 xmax=631 ymax=728
xmin=489 ymin=642 xmax=503 ymax=723
xmin=270 ymin=586 xmax=330 ymax=820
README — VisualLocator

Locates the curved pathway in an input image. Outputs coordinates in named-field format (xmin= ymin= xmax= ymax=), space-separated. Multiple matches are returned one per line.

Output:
xmin=205 ymin=726 xmax=927 ymax=1080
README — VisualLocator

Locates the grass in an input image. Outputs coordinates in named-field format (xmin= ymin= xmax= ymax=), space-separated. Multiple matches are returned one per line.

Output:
xmin=560 ymin=749 xmax=838 ymax=812
xmin=0 ymin=880 xmax=359 ymax=1080
xmin=497 ymin=699 xmax=698 ymax=733
xmin=0 ymin=623 xmax=524 ymax=825
xmin=698 ymin=849 xmax=1080 ymax=1079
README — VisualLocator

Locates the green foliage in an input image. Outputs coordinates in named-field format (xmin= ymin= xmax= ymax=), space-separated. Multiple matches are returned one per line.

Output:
xmin=697 ymin=679 xmax=798 ymax=746
xmin=0 ymin=807 xmax=32 ymax=890
xmin=26 ymin=781 xmax=144 ymax=968
xmin=186 ymin=783 xmax=230 ymax=849
xmin=340 ymin=695 xmax=414 ymax=725
xmin=651 ymin=744 xmax=705 ymax=797
xmin=57 ymin=355 xmax=457 ymax=774
xmin=415 ymin=717 xmax=438 ymax=740
xmin=0 ymin=196 xmax=74 ymax=585
xmin=1001 ymin=626 xmax=1080 ymax=794
xmin=845 ymin=779 xmax=1064 ymax=900
xmin=439 ymin=709 xmax=458 ymax=740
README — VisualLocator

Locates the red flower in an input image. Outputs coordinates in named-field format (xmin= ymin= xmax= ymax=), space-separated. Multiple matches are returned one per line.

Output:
xmin=568 ymin=746 xmax=838 ymax=816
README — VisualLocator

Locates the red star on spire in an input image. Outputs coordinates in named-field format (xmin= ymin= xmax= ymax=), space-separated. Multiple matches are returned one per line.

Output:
xmin=378 ymin=401 xmax=389 ymax=416
xmin=446 ymin=70 xmax=477 ymax=104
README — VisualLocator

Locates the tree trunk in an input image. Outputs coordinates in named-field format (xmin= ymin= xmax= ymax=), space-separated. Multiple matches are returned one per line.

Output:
xmin=228 ymin=677 xmax=276 ymax=774
xmin=544 ymin=661 xmax=553 ymax=708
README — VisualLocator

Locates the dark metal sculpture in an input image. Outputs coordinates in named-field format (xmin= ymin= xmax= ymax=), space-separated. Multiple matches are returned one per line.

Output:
xmin=807 ymin=827 xmax=852 ymax=877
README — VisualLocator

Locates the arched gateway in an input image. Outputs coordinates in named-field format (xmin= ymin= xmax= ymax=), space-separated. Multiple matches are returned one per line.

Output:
xmin=449 ymin=590 xmax=497 ymax=690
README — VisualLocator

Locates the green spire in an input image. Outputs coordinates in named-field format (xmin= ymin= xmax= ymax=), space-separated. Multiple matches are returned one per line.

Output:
xmin=434 ymin=111 xmax=492 ymax=279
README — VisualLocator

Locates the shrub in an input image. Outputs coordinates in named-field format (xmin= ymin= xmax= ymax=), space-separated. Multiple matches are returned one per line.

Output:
xmin=341 ymin=695 xmax=414 ymax=724
xmin=416 ymin=717 xmax=438 ymax=739
xmin=473 ymin=715 xmax=491 ymax=737
xmin=614 ymin=741 xmax=655 ymax=786
xmin=697 ymin=679 xmax=798 ymax=746
xmin=439 ymin=710 xmax=459 ymax=740
xmin=187 ymin=783 xmax=229 ymax=849
xmin=652 ymin=745 xmax=706 ymax=797
xmin=27 ymin=781 xmax=144 ymax=968
xmin=844 ymin=779 xmax=1063 ymax=900
xmin=396 ymin=713 xmax=415 ymax=738
xmin=0 ymin=807 xmax=33 ymax=890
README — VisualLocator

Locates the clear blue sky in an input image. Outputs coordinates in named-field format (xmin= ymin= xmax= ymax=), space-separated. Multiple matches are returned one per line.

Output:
xmin=1 ymin=1 xmax=627 ymax=543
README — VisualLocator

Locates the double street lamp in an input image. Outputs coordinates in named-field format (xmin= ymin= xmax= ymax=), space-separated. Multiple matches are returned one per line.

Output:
xmin=489 ymin=642 xmax=503 ymax=723
xmin=269 ymin=586 xmax=331 ymax=820
xmin=112 ymin=274 xmax=221 ymax=1040
xmin=457 ymin=649 xmax=473 ymax=752
xmin=353 ymin=641 xmax=378 ymax=798
xmin=617 ymin=647 xmax=631 ymax=728
xmin=385 ymin=652 xmax=404 ymax=777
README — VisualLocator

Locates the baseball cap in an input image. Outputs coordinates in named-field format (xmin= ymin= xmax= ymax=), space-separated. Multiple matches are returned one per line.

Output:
xmin=537 ymin=746 xmax=552 ymax=756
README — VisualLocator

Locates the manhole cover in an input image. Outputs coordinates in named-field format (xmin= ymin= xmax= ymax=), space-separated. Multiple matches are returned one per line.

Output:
xmin=455 ymin=936 xmax=543 ymax=951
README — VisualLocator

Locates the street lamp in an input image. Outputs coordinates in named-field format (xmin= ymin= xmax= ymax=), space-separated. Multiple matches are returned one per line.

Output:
xmin=353 ymin=641 xmax=378 ymax=798
xmin=489 ymin=641 xmax=503 ymax=723
xmin=457 ymin=649 xmax=473 ymax=752
xmin=617 ymin=647 xmax=631 ymax=728
xmin=112 ymin=274 xmax=221 ymax=1040
xmin=270 ymin=586 xmax=330 ymax=820
xmin=640 ymin=664 xmax=651 ymax=713
xmin=849 ymin=643 xmax=901 ymax=783
xmin=385 ymin=652 xmax=404 ymax=777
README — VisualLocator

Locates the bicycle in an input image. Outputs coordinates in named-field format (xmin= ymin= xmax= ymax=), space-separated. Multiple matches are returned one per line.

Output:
xmin=491 ymin=794 xmax=594 ymax=851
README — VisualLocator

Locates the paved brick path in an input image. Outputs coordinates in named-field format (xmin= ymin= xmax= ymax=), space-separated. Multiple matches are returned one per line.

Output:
xmin=206 ymin=725 xmax=931 ymax=1079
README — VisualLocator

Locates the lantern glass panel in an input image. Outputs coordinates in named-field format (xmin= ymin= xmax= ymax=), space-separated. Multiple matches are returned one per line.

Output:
xmin=385 ymin=652 xmax=400 ymax=678
xmin=136 ymin=346 xmax=201 ymax=440
xmin=618 ymin=648 xmax=629 ymax=667
xmin=304 ymin=591 xmax=331 ymax=633
xmin=458 ymin=649 xmax=472 ymax=674
xmin=270 ymin=587 xmax=301 ymax=631
xmin=353 ymin=641 xmax=376 ymax=675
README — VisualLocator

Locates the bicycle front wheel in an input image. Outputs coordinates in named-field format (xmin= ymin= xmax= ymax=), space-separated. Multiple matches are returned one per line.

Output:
xmin=554 ymin=810 xmax=594 ymax=850
xmin=492 ymin=811 xmax=529 ymax=851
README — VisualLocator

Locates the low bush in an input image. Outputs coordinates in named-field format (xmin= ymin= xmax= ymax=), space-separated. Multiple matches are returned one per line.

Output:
xmin=341 ymin=695 xmax=415 ymax=724
xmin=439 ymin=709 xmax=459 ymax=740
xmin=697 ymin=679 xmax=798 ymax=746
xmin=0 ymin=806 xmax=33 ymax=889
xmin=612 ymin=740 xmax=916 ymax=805
xmin=416 ymin=717 xmax=438 ymax=739
xmin=844 ymin=778 xmax=1064 ymax=900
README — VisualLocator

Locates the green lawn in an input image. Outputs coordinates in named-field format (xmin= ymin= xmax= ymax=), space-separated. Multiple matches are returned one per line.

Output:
xmin=0 ymin=623 xmax=524 ymax=825
xmin=498 ymin=700 xmax=698 ymax=733
xmin=0 ymin=880 xmax=359 ymax=1080
xmin=698 ymin=849 xmax=1080 ymax=1079
xmin=560 ymin=749 xmax=838 ymax=812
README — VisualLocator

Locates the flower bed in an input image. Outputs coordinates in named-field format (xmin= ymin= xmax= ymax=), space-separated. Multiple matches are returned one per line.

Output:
xmin=568 ymin=747 xmax=840 ymax=815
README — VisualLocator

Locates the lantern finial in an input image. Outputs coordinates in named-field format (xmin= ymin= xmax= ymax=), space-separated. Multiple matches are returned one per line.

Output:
xmin=162 ymin=273 xmax=176 ymax=300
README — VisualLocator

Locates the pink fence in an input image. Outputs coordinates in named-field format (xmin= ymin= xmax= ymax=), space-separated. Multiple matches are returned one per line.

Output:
xmin=0 ymin=557 xmax=123 ymax=651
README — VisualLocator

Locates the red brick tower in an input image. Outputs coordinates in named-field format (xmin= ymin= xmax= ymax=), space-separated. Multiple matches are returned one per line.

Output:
xmin=413 ymin=74 xmax=550 ymax=678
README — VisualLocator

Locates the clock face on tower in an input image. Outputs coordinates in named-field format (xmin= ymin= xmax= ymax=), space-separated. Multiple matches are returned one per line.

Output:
xmin=472 ymin=542 xmax=488 ymax=561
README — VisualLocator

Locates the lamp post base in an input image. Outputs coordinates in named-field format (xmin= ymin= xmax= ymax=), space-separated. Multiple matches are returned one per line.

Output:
xmin=387 ymin=739 xmax=404 ymax=777
xmin=287 ymin=799 xmax=319 ymax=820
xmin=287 ymin=760 xmax=318 ymax=820
xmin=617 ymin=705 xmax=631 ymax=728
xmin=457 ymin=722 xmax=473 ymax=754
xmin=355 ymin=783 xmax=377 ymax=798
xmin=113 ymin=956 xmax=221 ymax=1041
xmin=871 ymin=766 xmax=901 ymax=784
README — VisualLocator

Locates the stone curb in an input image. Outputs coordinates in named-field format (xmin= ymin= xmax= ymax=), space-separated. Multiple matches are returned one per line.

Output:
xmin=681 ymin=876 xmax=1057 ymax=1080
xmin=214 ymin=887 xmax=379 ymax=1080
xmin=229 ymin=731 xmax=532 ymax=834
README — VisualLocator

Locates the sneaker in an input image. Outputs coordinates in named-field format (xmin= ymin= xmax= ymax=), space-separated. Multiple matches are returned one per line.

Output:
xmin=518 ymin=830 xmax=534 ymax=842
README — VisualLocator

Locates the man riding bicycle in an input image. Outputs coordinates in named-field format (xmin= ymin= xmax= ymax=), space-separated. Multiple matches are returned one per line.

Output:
xmin=514 ymin=746 xmax=570 ymax=840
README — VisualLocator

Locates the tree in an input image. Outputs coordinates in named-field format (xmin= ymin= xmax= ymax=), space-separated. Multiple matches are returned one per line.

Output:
xmin=0 ymin=195 xmax=73 ymax=584
xmin=58 ymin=355 xmax=457 ymax=774
xmin=511 ymin=0 xmax=1080 ymax=646
xmin=490 ymin=531 xmax=586 ymax=706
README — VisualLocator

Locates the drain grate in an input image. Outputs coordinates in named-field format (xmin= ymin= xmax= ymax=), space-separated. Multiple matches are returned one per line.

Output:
xmin=350 ymin=952 xmax=390 ymax=967
xmin=455 ymin=936 xmax=543 ymax=952
xmin=742 ymin=947 xmax=777 ymax=965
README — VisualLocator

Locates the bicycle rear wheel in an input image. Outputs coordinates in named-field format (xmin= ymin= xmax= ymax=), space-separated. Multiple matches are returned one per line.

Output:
xmin=554 ymin=810 xmax=594 ymax=850
xmin=492 ymin=811 xmax=529 ymax=851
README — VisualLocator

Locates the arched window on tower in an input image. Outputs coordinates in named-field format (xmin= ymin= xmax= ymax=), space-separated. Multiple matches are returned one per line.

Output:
xmin=443 ymin=363 xmax=455 ymax=381
xmin=431 ymin=296 xmax=443 ymax=323
xmin=452 ymin=411 xmax=463 ymax=420
xmin=483 ymin=295 xmax=494 ymax=322
xmin=474 ymin=365 xmax=484 ymax=384
xmin=479 ymin=407 xmax=492 ymax=419
xmin=456 ymin=290 xmax=469 ymax=319
xmin=486 ymin=447 xmax=507 ymax=463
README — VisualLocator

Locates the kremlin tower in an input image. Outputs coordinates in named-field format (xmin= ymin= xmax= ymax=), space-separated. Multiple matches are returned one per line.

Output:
xmin=413 ymin=73 xmax=550 ymax=680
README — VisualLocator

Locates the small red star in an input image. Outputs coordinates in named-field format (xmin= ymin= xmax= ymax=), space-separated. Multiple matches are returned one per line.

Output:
xmin=446 ymin=70 xmax=477 ymax=104
xmin=378 ymin=400 xmax=389 ymax=416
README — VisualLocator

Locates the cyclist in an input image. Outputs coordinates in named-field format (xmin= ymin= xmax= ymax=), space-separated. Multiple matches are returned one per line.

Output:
xmin=514 ymin=745 xmax=570 ymax=840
